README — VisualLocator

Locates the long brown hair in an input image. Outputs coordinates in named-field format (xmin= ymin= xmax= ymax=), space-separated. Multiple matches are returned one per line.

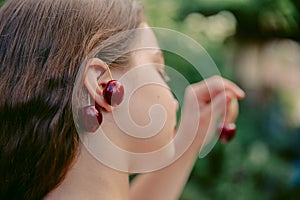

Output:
xmin=0 ymin=0 xmax=143 ymax=199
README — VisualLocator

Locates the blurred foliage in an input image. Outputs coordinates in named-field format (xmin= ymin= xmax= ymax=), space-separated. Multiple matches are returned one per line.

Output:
xmin=143 ymin=0 xmax=300 ymax=199
xmin=0 ymin=0 xmax=5 ymax=6
xmin=176 ymin=0 xmax=300 ymax=41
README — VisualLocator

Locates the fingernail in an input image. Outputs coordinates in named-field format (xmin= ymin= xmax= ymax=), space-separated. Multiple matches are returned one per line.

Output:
xmin=238 ymin=88 xmax=245 ymax=98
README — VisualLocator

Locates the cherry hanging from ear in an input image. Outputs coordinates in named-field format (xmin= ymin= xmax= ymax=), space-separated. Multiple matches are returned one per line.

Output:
xmin=103 ymin=80 xmax=124 ymax=106
xmin=79 ymin=105 xmax=103 ymax=132
xmin=79 ymin=79 xmax=124 ymax=132
xmin=78 ymin=65 xmax=125 ymax=132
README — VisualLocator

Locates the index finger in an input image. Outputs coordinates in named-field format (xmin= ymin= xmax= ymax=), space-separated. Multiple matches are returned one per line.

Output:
xmin=189 ymin=75 xmax=245 ymax=103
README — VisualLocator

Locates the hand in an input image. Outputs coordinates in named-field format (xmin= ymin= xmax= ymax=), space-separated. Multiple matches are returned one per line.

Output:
xmin=179 ymin=76 xmax=245 ymax=151
xmin=129 ymin=76 xmax=244 ymax=200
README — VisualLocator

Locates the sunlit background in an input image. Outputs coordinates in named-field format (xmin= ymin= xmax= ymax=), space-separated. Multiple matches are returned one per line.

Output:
xmin=1 ymin=0 xmax=299 ymax=199
xmin=143 ymin=0 xmax=300 ymax=199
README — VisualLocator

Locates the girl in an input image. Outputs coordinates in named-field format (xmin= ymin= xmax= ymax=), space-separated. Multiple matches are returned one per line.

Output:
xmin=0 ymin=0 xmax=244 ymax=199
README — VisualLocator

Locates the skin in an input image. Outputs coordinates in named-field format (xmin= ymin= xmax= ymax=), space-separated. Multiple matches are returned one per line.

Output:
xmin=45 ymin=24 xmax=245 ymax=200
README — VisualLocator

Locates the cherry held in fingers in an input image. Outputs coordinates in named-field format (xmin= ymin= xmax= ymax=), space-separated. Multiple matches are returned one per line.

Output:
xmin=218 ymin=123 xmax=236 ymax=143
xmin=103 ymin=80 xmax=124 ymax=106
xmin=80 ymin=105 xmax=103 ymax=132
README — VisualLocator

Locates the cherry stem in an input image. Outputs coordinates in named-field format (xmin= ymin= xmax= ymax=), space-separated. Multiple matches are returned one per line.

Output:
xmin=87 ymin=93 xmax=91 ymax=105
xmin=104 ymin=63 xmax=113 ymax=80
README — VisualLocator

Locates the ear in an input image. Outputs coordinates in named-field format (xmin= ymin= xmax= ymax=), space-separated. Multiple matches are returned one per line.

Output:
xmin=84 ymin=58 xmax=112 ymax=111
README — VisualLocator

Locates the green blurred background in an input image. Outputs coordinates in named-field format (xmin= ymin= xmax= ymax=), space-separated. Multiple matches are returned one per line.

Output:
xmin=143 ymin=0 xmax=300 ymax=199
xmin=1 ymin=0 xmax=300 ymax=199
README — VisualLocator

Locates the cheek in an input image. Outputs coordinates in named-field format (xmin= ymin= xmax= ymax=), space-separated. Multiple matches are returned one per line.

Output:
xmin=129 ymin=84 xmax=175 ymax=127
xmin=126 ymin=84 xmax=176 ymax=152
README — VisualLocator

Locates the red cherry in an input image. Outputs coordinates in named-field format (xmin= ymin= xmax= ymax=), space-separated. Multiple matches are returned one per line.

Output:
xmin=103 ymin=80 xmax=124 ymax=106
xmin=79 ymin=105 xmax=102 ymax=132
xmin=218 ymin=123 xmax=236 ymax=143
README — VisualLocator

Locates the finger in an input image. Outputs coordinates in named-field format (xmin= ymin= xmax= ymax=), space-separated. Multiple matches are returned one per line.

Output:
xmin=190 ymin=75 xmax=245 ymax=104
xmin=224 ymin=96 xmax=239 ymax=124
xmin=223 ymin=79 xmax=245 ymax=99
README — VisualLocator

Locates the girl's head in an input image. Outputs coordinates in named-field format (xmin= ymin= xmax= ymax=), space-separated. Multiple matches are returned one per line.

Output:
xmin=0 ymin=0 xmax=143 ymax=199
xmin=75 ymin=24 xmax=179 ymax=172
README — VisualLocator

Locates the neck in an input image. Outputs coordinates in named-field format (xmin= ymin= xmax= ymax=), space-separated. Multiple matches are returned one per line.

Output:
xmin=45 ymin=145 xmax=129 ymax=200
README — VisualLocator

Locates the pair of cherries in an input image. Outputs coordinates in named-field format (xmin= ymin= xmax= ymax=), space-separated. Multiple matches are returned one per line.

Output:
xmin=80 ymin=80 xmax=124 ymax=132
